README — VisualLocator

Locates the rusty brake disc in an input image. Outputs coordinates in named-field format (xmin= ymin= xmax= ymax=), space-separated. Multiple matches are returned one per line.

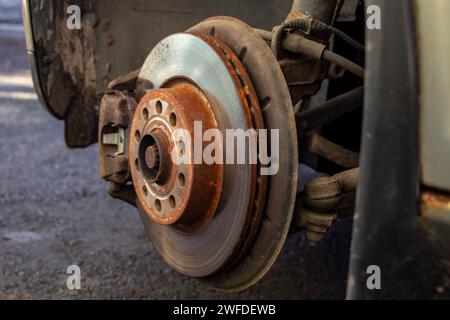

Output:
xmin=189 ymin=17 xmax=298 ymax=291
xmin=133 ymin=32 xmax=267 ymax=278
xmin=132 ymin=17 xmax=298 ymax=291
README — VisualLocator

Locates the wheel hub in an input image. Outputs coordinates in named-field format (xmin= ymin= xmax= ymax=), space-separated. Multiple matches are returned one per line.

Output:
xmin=130 ymin=82 xmax=223 ymax=232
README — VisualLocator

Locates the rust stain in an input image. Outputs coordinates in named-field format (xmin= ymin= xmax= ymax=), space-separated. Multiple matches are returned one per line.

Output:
xmin=422 ymin=192 xmax=450 ymax=210
xmin=129 ymin=83 xmax=223 ymax=233
xmin=33 ymin=0 xmax=99 ymax=147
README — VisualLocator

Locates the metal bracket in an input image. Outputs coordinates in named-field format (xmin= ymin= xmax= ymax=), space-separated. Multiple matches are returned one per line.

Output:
xmin=102 ymin=127 xmax=125 ymax=156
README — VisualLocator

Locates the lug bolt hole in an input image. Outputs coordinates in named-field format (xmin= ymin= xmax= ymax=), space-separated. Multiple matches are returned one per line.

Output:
xmin=169 ymin=113 xmax=177 ymax=127
xmin=143 ymin=108 xmax=149 ymax=121
xmin=155 ymin=199 xmax=162 ymax=212
xmin=169 ymin=196 xmax=176 ymax=209
xmin=178 ymin=173 xmax=185 ymax=187
xmin=178 ymin=140 xmax=185 ymax=156
xmin=142 ymin=185 xmax=148 ymax=196
xmin=155 ymin=101 xmax=163 ymax=114
xmin=135 ymin=130 xmax=141 ymax=142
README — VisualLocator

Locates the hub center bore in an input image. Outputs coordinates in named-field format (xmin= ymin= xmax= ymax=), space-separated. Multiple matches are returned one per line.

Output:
xmin=145 ymin=145 xmax=159 ymax=171
xmin=138 ymin=130 xmax=170 ymax=184
xmin=130 ymin=82 xmax=223 ymax=232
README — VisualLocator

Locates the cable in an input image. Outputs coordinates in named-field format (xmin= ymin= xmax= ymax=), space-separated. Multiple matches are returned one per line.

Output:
xmin=273 ymin=18 xmax=365 ymax=54
xmin=271 ymin=23 xmax=287 ymax=60
xmin=322 ymin=49 xmax=365 ymax=78
xmin=326 ymin=25 xmax=365 ymax=51
xmin=282 ymin=33 xmax=365 ymax=78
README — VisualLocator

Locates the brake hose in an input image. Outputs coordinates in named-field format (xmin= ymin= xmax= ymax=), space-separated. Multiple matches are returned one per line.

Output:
xmin=279 ymin=17 xmax=364 ymax=52
xmin=269 ymin=18 xmax=365 ymax=79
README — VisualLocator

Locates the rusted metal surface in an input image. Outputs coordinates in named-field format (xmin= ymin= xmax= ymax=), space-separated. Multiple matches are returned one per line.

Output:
xmin=421 ymin=191 xmax=450 ymax=275
xmin=304 ymin=176 xmax=341 ymax=212
xmin=306 ymin=131 xmax=360 ymax=169
xmin=98 ymin=71 xmax=141 ymax=206
xmin=135 ymin=30 xmax=270 ymax=279
xmin=279 ymin=56 xmax=329 ymax=105
xmin=107 ymin=69 xmax=140 ymax=92
xmin=31 ymin=0 xmax=98 ymax=147
xmin=296 ymin=86 xmax=364 ymax=131
xmin=422 ymin=193 xmax=450 ymax=210
xmin=107 ymin=182 xmax=136 ymax=207
xmin=271 ymin=0 xmax=351 ymax=106
xmin=186 ymin=17 xmax=298 ymax=291
xmin=276 ymin=5 xmax=335 ymax=106
xmin=193 ymin=32 xmax=268 ymax=271
xmin=98 ymin=90 xmax=136 ymax=185
xmin=297 ymin=208 xmax=338 ymax=245
xmin=302 ymin=168 xmax=358 ymax=213
xmin=294 ymin=167 xmax=359 ymax=244
xmin=334 ymin=168 xmax=359 ymax=192
xmin=282 ymin=32 xmax=365 ymax=78
xmin=290 ymin=0 xmax=338 ymax=27
xmin=130 ymin=83 xmax=223 ymax=233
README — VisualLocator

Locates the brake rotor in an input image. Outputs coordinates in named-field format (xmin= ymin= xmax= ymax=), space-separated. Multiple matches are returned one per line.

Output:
xmin=133 ymin=31 xmax=267 ymax=278
xmin=134 ymin=17 xmax=298 ymax=291
xmin=189 ymin=17 xmax=298 ymax=291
